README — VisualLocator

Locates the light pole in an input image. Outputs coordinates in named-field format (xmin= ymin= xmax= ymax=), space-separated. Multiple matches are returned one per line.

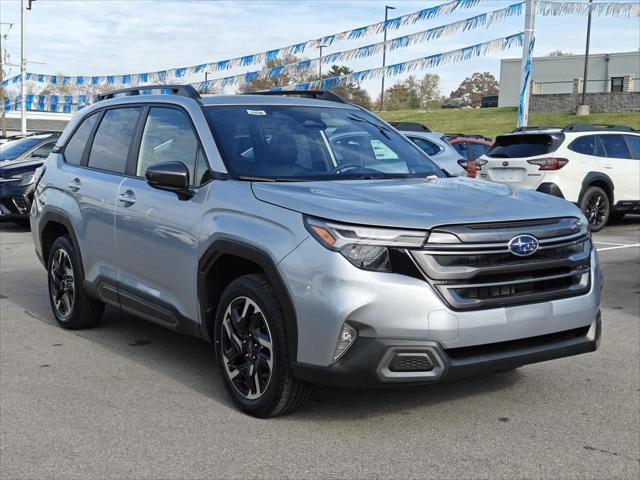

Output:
xmin=20 ymin=0 xmax=27 ymax=134
xmin=517 ymin=0 xmax=535 ymax=128
xmin=380 ymin=5 xmax=395 ymax=111
xmin=578 ymin=0 xmax=594 ymax=115
xmin=317 ymin=44 xmax=327 ymax=82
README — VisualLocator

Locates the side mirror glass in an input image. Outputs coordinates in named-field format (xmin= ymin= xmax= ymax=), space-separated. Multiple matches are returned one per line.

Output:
xmin=144 ymin=161 xmax=192 ymax=198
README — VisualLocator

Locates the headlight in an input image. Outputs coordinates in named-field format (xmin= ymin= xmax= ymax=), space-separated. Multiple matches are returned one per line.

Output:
xmin=304 ymin=216 xmax=428 ymax=272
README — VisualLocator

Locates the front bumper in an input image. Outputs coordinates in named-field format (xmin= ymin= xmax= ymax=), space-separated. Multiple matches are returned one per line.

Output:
xmin=0 ymin=184 xmax=34 ymax=218
xmin=279 ymin=236 xmax=603 ymax=369
xmin=292 ymin=311 xmax=601 ymax=387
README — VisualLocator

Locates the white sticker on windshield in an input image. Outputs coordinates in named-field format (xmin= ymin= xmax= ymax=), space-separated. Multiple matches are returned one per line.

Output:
xmin=247 ymin=110 xmax=267 ymax=116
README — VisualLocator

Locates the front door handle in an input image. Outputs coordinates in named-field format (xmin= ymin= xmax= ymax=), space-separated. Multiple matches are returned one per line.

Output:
xmin=68 ymin=178 xmax=81 ymax=192
xmin=118 ymin=190 xmax=136 ymax=205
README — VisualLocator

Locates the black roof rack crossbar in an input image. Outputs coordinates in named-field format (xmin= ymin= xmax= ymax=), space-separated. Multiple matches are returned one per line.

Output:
xmin=563 ymin=123 xmax=637 ymax=132
xmin=243 ymin=90 xmax=347 ymax=104
xmin=389 ymin=121 xmax=431 ymax=132
xmin=97 ymin=84 xmax=201 ymax=102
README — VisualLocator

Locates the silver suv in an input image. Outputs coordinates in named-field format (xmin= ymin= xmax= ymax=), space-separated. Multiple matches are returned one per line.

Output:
xmin=31 ymin=86 xmax=603 ymax=417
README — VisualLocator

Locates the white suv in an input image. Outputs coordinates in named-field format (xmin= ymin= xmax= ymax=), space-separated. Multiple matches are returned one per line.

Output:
xmin=478 ymin=124 xmax=640 ymax=231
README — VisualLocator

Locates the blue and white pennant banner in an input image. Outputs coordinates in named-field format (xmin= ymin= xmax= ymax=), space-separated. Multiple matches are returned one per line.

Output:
xmin=538 ymin=1 xmax=640 ymax=16
xmin=2 ymin=0 xmax=480 ymax=89
xmin=193 ymin=3 xmax=523 ymax=91
xmin=269 ymin=33 xmax=524 ymax=92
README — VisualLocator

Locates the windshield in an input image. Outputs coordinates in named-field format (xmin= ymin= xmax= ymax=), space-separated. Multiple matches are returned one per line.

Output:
xmin=0 ymin=137 xmax=42 ymax=161
xmin=203 ymin=105 xmax=444 ymax=180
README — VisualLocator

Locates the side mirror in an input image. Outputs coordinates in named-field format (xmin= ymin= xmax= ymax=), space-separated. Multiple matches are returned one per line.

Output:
xmin=144 ymin=161 xmax=193 ymax=199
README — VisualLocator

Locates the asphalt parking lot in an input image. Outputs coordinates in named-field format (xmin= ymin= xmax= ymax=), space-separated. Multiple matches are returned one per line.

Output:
xmin=1 ymin=218 xmax=639 ymax=480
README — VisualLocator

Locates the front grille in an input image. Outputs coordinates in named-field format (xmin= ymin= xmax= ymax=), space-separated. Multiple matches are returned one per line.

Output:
xmin=409 ymin=217 xmax=592 ymax=310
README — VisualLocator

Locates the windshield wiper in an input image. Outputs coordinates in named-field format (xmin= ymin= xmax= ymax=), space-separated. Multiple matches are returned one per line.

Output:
xmin=238 ymin=175 xmax=304 ymax=182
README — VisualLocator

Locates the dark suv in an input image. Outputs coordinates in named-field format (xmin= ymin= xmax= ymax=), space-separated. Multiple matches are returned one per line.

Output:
xmin=0 ymin=133 xmax=59 ymax=221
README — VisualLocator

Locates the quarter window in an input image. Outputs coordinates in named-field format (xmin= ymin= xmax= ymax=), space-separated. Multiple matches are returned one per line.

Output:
xmin=410 ymin=137 xmax=441 ymax=156
xmin=88 ymin=108 xmax=141 ymax=173
xmin=624 ymin=135 xmax=640 ymax=160
xmin=64 ymin=114 xmax=99 ymax=165
xmin=599 ymin=134 xmax=631 ymax=159
xmin=137 ymin=107 xmax=208 ymax=186
xmin=568 ymin=135 xmax=603 ymax=156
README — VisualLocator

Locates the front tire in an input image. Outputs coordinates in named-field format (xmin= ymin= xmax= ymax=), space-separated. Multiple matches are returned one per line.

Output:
xmin=47 ymin=236 xmax=104 ymax=329
xmin=580 ymin=186 xmax=610 ymax=232
xmin=214 ymin=274 xmax=311 ymax=417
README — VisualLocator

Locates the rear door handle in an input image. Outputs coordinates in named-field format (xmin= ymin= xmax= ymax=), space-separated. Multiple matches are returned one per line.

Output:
xmin=118 ymin=190 xmax=136 ymax=205
xmin=67 ymin=178 xmax=81 ymax=192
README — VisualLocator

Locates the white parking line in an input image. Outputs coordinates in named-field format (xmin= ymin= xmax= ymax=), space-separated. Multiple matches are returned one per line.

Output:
xmin=594 ymin=241 xmax=629 ymax=246
xmin=596 ymin=243 xmax=640 ymax=252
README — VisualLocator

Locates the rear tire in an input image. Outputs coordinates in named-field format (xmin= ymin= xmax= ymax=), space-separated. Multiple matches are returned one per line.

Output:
xmin=214 ymin=274 xmax=311 ymax=417
xmin=47 ymin=236 xmax=104 ymax=329
xmin=580 ymin=186 xmax=610 ymax=232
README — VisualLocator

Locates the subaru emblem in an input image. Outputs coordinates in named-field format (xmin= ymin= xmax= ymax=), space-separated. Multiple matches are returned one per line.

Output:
xmin=508 ymin=234 xmax=540 ymax=257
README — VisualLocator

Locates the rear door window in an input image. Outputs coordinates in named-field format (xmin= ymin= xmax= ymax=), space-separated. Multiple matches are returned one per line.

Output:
xmin=568 ymin=135 xmax=605 ymax=156
xmin=623 ymin=135 xmax=640 ymax=159
xmin=88 ymin=108 xmax=141 ymax=173
xmin=599 ymin=134 xmax=631 ymax=159
xmin=64 ymin=114 xmax=99 ymax=165
xmin=487 ymin=134 xmax=558 ymax=158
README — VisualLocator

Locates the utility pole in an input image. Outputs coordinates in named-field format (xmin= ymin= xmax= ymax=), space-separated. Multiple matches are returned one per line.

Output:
xmin=20 ymin=0 xmax=27 ymax=134
xmin=577 ymin=0 xmax=593 ymax=115
xmin=517 ymin=0 xmax=536 ymax=127
xmin=379 ymin=5 xmax=395 ymax=111
xmin=317 ymin=44 xmax=327 ymax=82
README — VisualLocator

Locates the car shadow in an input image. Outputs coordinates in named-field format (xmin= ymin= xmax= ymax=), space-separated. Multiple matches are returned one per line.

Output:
xmin=13 ymin=292 xmax=522 ymax=420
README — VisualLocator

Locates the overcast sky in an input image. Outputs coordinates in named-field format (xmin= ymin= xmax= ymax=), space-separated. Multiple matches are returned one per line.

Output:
xmin=1 ymin=0 xmax=638 ymax=97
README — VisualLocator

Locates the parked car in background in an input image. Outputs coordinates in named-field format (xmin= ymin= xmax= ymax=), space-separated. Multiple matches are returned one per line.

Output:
xmin=446 ymin=134 xmax=493 ymax=177
xmin=0 ymin=133 xmax=59 ymax=222
xmin=391 ymin=122 xmax=467 ymax=176
xmin=31 ymin=87 xmax=602 ymax=417
xmin=480 ymin=95 xmax=498 ymax=108
xmin=478 ymin=124 xmax=640 ymax=231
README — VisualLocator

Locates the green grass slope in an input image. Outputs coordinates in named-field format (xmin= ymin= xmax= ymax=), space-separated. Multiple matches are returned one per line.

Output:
xmin=378 ymin=107 xmax=640 ymax=139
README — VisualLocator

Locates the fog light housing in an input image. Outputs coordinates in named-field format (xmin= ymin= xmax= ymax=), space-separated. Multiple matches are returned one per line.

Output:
xmin=333 ymin=323 xmax=358 ymax=362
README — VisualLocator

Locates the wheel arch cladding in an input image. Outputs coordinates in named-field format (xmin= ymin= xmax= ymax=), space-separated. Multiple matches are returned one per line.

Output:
xmin=580 ymin=172 xmax=614 ymax=205
xmin=198 ymin=239 xmax=298 ymax=361
xmin=40 ymin=210 xmax=83 ymax=274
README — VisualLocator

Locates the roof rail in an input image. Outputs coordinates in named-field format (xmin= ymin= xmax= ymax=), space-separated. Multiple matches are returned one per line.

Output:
xmin=389 ymin=121 xmax=431 ymax=132
xmin=445 ymin=133 xmax=493 ymax=141
xmin=243 ymin=90 xmax=347 ymax=104
xmin=563 ymin=123 xmax=637 ymax=133
xmin=510 ymin=125 xmax=562 ymax=133
xmin=97 ymin=84 xmax=202 ymax=102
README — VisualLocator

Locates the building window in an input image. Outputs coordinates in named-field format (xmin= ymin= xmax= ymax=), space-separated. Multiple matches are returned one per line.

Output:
xmin=611 ymin=77 xmax=624 ymax=92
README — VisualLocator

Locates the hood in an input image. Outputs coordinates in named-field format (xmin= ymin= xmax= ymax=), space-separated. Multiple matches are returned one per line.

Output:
xmin=252 ymin=177 xmax=582 ymax=229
